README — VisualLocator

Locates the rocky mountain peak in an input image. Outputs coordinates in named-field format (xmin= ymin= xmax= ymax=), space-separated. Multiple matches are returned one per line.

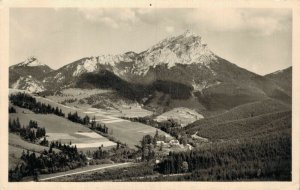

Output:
xmin=132 ymin=30 xmax=216 ymax=75
xmin=182 ymin=29 xmax=197 ymax=37
xmin=18 ymin=56 xmax=46 ymax=67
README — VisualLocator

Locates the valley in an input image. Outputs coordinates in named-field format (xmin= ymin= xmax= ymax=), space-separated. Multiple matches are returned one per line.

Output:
xmin=8 ymin=30 xmax=292 ymax=182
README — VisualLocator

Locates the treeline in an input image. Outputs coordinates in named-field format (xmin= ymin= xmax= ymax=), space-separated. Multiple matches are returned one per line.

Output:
xmin=91 ymin=122 xmax=109 ymax=134
xmin=9 ymin=93 xmax=65 ymax=117
xmin=67 ymin=112 xmax=109 ymax=133
xmin=67 ymin=111 xmax=90 ymax=125
xmin=122 ymin=116 xmax=181 ymax=137
xmin=9 ymin=143 xmax=87 ymax=181
xmin=86 ymin=142 xmax=136 ymax=163
xmin=49 ymin=141 xmax=79 ymax=159
xmin=60 ymin=98 xmax=77 ymax=105
xmin=156 ymin=133 xmax=291 ymax=181
xmin=9 ymin=118 xmax=46 ymax=142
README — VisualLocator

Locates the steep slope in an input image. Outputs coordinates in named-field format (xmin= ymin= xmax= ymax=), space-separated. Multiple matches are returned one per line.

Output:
xmin=265 ymin=66 xmax=292 ymax=96
xmin=11 ymin=76 xmax=46 ymax=93
xmin=75 ymin=70 xmax=193 ymax=101
xmin=184 ymin=98 xmax=291 ymax=135
xmin=188 ymin=110 xmax=291 ymax=140
xmin=9 ymin=57 xmax=53 ymax=92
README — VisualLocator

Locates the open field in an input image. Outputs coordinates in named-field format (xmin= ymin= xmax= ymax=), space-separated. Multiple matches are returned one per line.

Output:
xmin=118 ymin=106 xmax=153 ymax=118
xmin=46 ymin=88 xmax=153 ymax=118
xmin=105 ymin=120 xmax=172 ymax=148
xmin=10 ymin=107 xmax=92 ymax=133
xmin=9 ymin=106 xmax=116 ymax=149
xmin=9 ymin=89 xmax=170 ymax=149
xmin=155 ymin=107 xmax=204 ymax=126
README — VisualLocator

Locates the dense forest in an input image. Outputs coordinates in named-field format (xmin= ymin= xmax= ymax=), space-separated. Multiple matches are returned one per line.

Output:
xmin=9 ymin=93 xmax=65 ymax=117
xmin=76 ymin=71 xmax=193 ymax=101
xmin=9 ymin=144 xmax=87 ymax=181
xmin=67 ymin=111 xmax=90 ymax=125
xmin=155 ymin=132 xmax=291 ymax=181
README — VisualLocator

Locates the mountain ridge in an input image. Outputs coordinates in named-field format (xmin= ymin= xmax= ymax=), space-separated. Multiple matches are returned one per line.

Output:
xmin=9 ymin=30 xmax=292 ymax=113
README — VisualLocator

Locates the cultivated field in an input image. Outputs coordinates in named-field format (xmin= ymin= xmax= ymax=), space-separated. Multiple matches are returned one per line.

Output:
xmin=47 ymin=88 xmax=112 ymax=102
xmin=9 ymin=106 xmax=116 ymax=150
xmin=39 ymin=94 xmax=170 ymax=148
xmin=46 ymin=88 xmax=153 ymax=118
xmin=104 ymin=120 xmax=172 ymax=148
xmin=9 ymin=89 xmax=169 ymax=149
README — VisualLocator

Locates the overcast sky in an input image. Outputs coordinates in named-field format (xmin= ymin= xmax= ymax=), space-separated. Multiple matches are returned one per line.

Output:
xmin=10 ymin=8 xmax=292 ymax=75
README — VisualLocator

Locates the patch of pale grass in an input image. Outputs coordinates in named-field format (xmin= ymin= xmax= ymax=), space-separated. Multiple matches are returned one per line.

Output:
xmin=75 ymin=132 xmax=104 ymax=138
xmin=72 ymin=141 xmax=116 ymax=148
xmin=47 ymin=133 xmax=77 ymax=141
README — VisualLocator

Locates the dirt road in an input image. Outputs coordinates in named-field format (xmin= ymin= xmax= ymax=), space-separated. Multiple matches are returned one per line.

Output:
xmin=39 ymin=162 xmax=132 ymax=181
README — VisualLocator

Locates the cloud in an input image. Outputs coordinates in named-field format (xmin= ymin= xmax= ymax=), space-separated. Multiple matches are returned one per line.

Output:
xmin=78 ymin=8 xmax=138 ymax=29
xmin=100 ymin=17 xmax=119 ymax=29
xmin=77 ymin=8 xmax=291 ymax=36
xmin=186 ymin=8 xmax=291 ymax=36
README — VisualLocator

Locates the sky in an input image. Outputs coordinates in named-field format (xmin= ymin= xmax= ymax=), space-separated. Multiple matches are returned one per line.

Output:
xmin=10 ymin=8 xmax=292 ymax=75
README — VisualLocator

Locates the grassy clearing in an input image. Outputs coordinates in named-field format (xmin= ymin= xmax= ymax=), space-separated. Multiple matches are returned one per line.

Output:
xmin=104 ymin=121 xmax=171 ymax=148
xmin=10 ymin=110 xmax=91 ymax=133
xmin=118 ymin=106 xmax=153 ymax=118
xmin=155 ymin=107 xmax=204 ymax=126
xmin=47 ymin=88 xmax=112 ymax=103
xmin=9 ymin=106 xmax=116 ymax=149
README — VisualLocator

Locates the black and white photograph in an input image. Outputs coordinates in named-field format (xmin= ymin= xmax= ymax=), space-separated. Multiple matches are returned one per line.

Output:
xmin=1 ymin=3 xmax=299 ymax=187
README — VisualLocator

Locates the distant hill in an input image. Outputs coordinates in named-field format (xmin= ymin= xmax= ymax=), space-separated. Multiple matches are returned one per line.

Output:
xmin=187 ymin=110 xmax=291 ymax=140
xmin=184 ymin=98 xmax=291 ymax=138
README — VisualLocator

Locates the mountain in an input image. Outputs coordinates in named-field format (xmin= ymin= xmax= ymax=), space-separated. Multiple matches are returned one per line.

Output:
xmin=9 ymin=57 xmax=53 ymax=92
xmin=265 ymin=66 xmax=292 ymax=96
xmin=9 ymin=30 xmax=292 ymax=113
